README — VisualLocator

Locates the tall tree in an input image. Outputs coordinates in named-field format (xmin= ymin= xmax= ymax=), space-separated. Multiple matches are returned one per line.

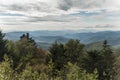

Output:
xmin=82 ymin=40 xmax=115 ymax=80
xmin=64 ymin=39 xmax=84 ymax=65
xmin=49 ymin=42 xmax=66 ymax=70
xmin=20 ymin=33 xmax=36 ymax=47
xmin=6 ymin=33 xmax=37 ymax=71
xmin=100 ymin=40 xmax=115 ymax=80
xmin=0 ymin=31 xmax=8 ymax=61
xmin=82 ymin=50 xmax=102 ymax=73
xmin=7 ymin=33 xmax=47 ymax=72
xmin=48 ymin=39 xmax=85 ymax=71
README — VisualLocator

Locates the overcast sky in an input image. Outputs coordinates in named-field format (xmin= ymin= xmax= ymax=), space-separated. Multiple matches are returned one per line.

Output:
xmin=0 ymin=0 xmax=120 ymax=32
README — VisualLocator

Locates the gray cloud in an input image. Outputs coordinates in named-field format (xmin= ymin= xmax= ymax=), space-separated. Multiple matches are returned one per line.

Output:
xmin=0 ymin=0 xmax=120 ymax=31
xmin=0 ymin=0 xmax=106 ymax=14
xmin=94 ymin=24 xmax=114 ymax=28
xmin=24 ymin=15 xmax=81 ymax=22
xmin=58 ymin=0 xmax=105 ymax=11
xmin=58 ymin=0 xmax=73 ymax=11
xmin=1 ymin=2 xmax=52 ymax=12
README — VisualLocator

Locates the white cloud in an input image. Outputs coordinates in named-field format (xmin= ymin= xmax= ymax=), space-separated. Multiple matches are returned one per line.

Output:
xmin=0 ymin=0 xmax=120 ymax=31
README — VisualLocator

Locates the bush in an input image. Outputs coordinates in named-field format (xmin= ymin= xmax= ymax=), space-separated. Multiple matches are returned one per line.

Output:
xmin=0 ymin=55 xmax=98 ymax=80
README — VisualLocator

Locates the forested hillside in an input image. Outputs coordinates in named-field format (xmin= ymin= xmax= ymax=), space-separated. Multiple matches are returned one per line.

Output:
xmin=5 ymin=31 xmax=120 ymax=49
xmin=0 ymin=31 xmax=120 ymax=80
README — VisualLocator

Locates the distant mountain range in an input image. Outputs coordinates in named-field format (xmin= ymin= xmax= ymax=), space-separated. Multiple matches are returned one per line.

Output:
xmin=4 ymin=30 xmax=120 ymax=49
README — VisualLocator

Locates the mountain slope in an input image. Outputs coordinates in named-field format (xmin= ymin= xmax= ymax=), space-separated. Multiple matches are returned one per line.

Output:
xmin=5 ymin=31 xmax=120 ymax=49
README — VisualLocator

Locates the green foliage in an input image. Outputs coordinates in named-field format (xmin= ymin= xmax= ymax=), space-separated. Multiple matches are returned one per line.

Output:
xmin=100 ymin=40 xmax=115 ymax=80
xmin=65 ymin=39 xmax=85 ymax=64
xmin=16 ymin=38 xmax=36 ymax=70
xmin=0 ymin=54 xmax=21 ymax=80
xmin=20 ymin=33 xmax=36 ymax=47
xmin=65 ymin=62 xmax=98 ymax=80
xmin=49 ymin=39 xmax=85 ymax=72
xmin=82 ymin=40 xmax=115 ymax=80
xmin=49 ymin=42 xmax=66 ymax=70
xmin=19 ymin=64 xmax=40 ymax=80
xmin=6 ymin=38 xmax=36 ymax=71
xmin=0 ymin=55 xmax=98 ymax=80
xmin=114 ymin=56 xmax=120 ymax=80
xmin=0 ymin=31 xmax=8 ymax=61
xmin=6 ymin=33 xmax=47 ymax=72
xmin=0 ymin=32 xmax=117 ymax=80
xmin=82 ymin=50 xmax=102 ymax=73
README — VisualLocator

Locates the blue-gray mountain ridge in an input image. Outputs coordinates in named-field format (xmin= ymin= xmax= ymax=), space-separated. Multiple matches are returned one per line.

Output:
xmin=5 ymin=30 xmax=120 ymax=49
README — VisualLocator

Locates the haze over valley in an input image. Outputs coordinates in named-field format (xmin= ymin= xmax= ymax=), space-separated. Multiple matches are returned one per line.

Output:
xmin=4 ymin=30 xmax=120 ymax=49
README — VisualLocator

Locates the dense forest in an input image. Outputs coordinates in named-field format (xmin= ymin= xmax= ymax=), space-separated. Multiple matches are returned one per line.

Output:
xmin=0 ymin=30 xmax=120 ymax=80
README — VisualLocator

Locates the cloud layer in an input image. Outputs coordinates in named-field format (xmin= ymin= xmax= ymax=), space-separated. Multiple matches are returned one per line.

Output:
xmin=0 ymin=0 xmax=120 ymax=31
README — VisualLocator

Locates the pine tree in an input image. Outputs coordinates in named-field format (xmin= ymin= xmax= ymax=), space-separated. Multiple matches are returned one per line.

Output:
xmin=6 ymin=33 xmax=38 ymax=71
xmin=0 ymin=31 xmax=7 ymax=61
xmin=82 ymin=50 xmax=102 ymax=73
xmin=82 ymin=40 xmax=115 ymax=80
xmin=49 ymin=42 xmax=66 ymax=70
xmin=20 ymin=33 xmax=36 ymax=47
xmin=48 ymin=39 xmax=85 ymax=73
xmin=100 ymin=40 xmax=115 ymax=80
xmin=64 ymin=39 xmax=84 ymax=65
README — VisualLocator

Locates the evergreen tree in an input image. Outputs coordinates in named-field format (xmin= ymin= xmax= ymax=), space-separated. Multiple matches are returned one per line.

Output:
xmin=7 ymin=33 xmax=47 ymax=72
xmin=0 ymin=31 xmax=7 ymax=61
xmin=82 ymin=50 xmax=102 ymax=73
xmin=64 ymin=39 xmax=84 ymax=65
xmin=48 ymin=39 xmax=85 ymax=73
xmin=100 ymin=40 xmax=115 ymax=80
xmin=82 ymin=40 xmax=115 ymax=80
xmin=6 ymin=33 xmax=37 ymax=71
xmin=20 ymin=33 xmax=36 ymax=47
xmin=49 ymin=42 xmax=66 ymax=70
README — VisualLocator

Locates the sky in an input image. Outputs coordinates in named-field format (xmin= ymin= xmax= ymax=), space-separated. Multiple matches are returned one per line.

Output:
xmin=0 ymin=0 xmax=120 ymax=32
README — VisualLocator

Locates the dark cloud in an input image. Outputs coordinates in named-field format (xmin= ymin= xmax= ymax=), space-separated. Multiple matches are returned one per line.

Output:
xmin=58 ymin=0 xmax=73 ymax=11
xmin=58 ymin=0 xmax=105 ymax=11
